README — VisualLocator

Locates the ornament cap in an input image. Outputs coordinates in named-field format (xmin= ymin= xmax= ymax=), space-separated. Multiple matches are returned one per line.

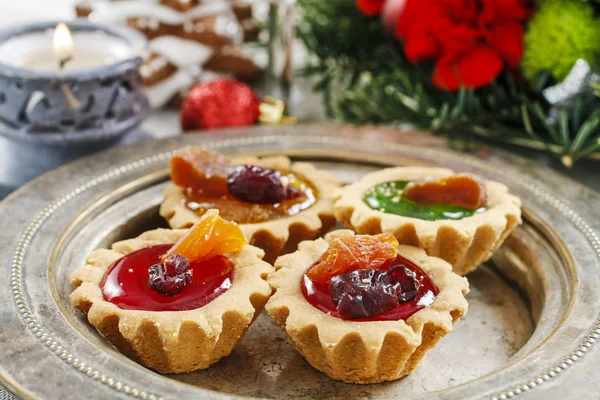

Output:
xmin=259 ymin=96 xmax=298 ymax=125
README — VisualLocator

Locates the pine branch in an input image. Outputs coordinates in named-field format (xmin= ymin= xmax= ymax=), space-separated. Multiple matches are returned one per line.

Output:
xmin=297 ymin=0 xmax=600 ymax=165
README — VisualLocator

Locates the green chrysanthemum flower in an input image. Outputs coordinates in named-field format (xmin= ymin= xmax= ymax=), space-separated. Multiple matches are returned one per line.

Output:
xmin=522 ymin=0 xmax=600 ymax=82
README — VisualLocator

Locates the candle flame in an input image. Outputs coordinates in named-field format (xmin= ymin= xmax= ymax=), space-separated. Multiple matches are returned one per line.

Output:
xmin=53 ymin=23 xmax=73 ymax=68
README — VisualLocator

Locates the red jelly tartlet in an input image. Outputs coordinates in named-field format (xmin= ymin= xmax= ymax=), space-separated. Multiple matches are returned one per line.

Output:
xmin=266 ymin=230 xmax=469 ymax=384
xmin=70 ymin=210 xmax=273 ymax=373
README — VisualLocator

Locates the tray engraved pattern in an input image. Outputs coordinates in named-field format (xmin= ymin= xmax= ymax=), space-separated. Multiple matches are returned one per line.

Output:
xmin=0 ymin=126 xmax=599 ymax=400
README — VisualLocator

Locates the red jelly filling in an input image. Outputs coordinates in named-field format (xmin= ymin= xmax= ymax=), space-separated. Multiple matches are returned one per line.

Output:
xmin=301 ymin=255 xmax=439 ymax=321
xmin=101 ymin=244 xmax=232 ymax=312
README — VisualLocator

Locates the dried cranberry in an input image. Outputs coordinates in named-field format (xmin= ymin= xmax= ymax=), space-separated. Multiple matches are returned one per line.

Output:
xmin=148 ymin=253 xmax=193 ymax=296
xmin=328 ymin=269 xmax=400 ymax=320
xmin=389 ymin=262 xmax=422 ymax=303
xmin=165 ymin=253 xmax=191 ymax=275
xmin=227 ymin=165 xmax=288 ymax=204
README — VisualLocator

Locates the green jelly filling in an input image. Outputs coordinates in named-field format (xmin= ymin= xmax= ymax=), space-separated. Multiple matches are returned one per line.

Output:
xmin=363 ymin=181 xmax=486 ymax=221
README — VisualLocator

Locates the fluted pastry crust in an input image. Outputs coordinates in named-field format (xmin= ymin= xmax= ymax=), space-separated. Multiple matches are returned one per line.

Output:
xmin=265 ymin=230 xmax=469 ymax=384
xmin=333 ymin=167 xmax=522 ymax=275
xmin=160 ymin=156 xmax=340 ymax=263
xmin=70 ymin=228 xmax=273 ymax=374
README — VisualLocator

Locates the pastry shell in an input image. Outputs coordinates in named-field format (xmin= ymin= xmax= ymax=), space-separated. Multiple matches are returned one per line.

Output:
xmin=160 ymin=155 xmax=341 ymax=263
xmin=265 ymin=230 xmax=469 ymax=384
xmin=70 ymin=228 xmax=273 ymax=374
xmin=333 ymin=167 xmax=522 ymax=275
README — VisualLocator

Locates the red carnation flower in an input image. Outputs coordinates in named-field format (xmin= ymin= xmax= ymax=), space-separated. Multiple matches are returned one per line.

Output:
xmin=395 ymin=0 xmax=532 ymax=90
xmin=357 ymin=0 xmax=386 ymax=16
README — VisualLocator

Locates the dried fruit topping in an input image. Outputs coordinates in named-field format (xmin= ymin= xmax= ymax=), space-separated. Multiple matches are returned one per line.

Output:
xmin=306 ymin=233 xmax=399 ymax=285
xmin=325 ymin=257 xmax=430 ymax=319
xmin=389 ymin=263 xmax=422 ymax=302
xmin=170 ymin=147 xmax=236 ymax=196
xmin=164 ymin=209 xmax=247 ymax=263
xmin=403 ymin=174 xmax=487 ymax=210
xmin=329 ymin=269 xmax=400 ymax=319
xmin=227 ymin=165 xmax=294 ymax=204
xmin=148 ymin=253 xmax=193 ymax=296
xmin=302 ymin=254 xmax=438 ymax=321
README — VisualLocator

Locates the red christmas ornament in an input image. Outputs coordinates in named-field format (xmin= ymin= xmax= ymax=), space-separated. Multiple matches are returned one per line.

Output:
xmin=180 ymin=79 xmax=261 ymax=131
xmin=393 ymin=0 xmax=532 ymax=91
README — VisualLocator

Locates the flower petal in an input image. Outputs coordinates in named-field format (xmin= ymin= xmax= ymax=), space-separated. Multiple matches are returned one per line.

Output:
xmin=436 ymin=21 xmax=480 ymax=56
xmin=433 ymin=45 xmax=503 ymax=90
xmin=484 ymin=20 xmax=524 ymax=68
xmin=403 ymin=23 xmax=442 ymax=61
xmin=357 ymin=0 xmax=385 ymax=16
xmin=489 ymin=0 xmax=532 ymax=20
xmin=432 ymin=56 xmax=461 ymax=91
xmin=396 ymin=0 xmax=440 ymax=39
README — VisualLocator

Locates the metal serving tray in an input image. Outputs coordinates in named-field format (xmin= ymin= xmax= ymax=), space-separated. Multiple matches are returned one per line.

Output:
xmin=0 ymin=124 xmax=599 ymax=400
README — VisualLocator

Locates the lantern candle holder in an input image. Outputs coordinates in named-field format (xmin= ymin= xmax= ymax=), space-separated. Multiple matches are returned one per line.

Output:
xmin=0 ymin=20 xmax=149 ymax=194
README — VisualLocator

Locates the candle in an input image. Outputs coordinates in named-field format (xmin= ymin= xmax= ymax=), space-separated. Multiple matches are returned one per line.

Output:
xmin=0 ymin=23 xmax=136 ymax=72
xmin=53 ymin=22 xmax=73 ymax=68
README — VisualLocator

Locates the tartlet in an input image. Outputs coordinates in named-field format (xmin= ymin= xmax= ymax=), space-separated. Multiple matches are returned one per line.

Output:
xmin=266 ymin=230 xmax=469 ymax=384
xmin=333 ymin=167 xmax=522 ymax=275
xmin=160 ymin=149 xmax=340 ymax=263
xmin=70 ymin=221 xmax=273 ymax=374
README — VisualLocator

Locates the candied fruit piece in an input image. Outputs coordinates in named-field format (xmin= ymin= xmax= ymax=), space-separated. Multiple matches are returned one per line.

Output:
xmin=329 ymin=269 xmax=400 ymax=319
xmin=227 ymin=165 xmax=295 ymax=204
xmin=164 ymin=209 xmax=247 ymax=263
xmin=165 ymin=253 xmax=191 ymax=276
xmin=148 ymin=253 xmax=193 ymax=296
xmin=403 ymin=174 xmax=487 ymax=210
xmin=389 ymin=263 xmax=421 ymax=302
xmin=302 ymin=253 xmax=439 ymax=321
xmin=170 ymin=147 xmax=236 ymax=196
xmin=306 ymin=233 xmax=399 ymax=285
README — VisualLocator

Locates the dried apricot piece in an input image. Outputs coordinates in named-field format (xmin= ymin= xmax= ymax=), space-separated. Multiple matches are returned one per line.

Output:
xmin=307 ymin=233 xmax=399 ymax=284
xmin=170 ymin=147 xmax=236 ymax=196
xmin=164 ymin=209 xmax=247 ymax=263
xmin=403 ymin=174 xmax=487 ymax=210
